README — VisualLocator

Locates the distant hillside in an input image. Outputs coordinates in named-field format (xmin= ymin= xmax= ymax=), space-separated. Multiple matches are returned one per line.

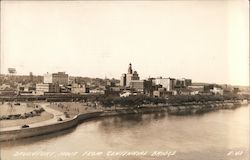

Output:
xmin=0 ymin=74 xmax=43 ymax=88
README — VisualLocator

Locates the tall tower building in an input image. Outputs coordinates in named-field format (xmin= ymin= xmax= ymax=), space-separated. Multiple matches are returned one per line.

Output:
xmin=128 ymin=63 xmax=133 ymax=74
xmin=29 ymin=72 xmax=33 ymax=82
xmin=124 ymin=63 xmax=140 ymax=87
xmin=120 ymin=63 xmax=140 ymax=87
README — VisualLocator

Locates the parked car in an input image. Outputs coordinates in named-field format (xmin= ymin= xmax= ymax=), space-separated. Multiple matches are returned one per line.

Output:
xmin=21 ymin=124 xmax=29 ymax=128
xmin=57 ymin=117 xmax=63 ymax=121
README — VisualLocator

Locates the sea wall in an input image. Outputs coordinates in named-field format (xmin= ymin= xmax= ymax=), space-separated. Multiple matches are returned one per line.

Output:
xmin=0 ymin=112 xmax=105 ymax=141
xmin=0 ymin=116 xmax=79 ymax=141
xmin=0 ymin=100 xmax=248 ymax=141
xmin=77 ymin=111 xmax=104 ymax=122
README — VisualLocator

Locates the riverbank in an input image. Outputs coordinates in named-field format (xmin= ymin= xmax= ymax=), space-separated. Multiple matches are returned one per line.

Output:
xmin=98 ymin=100 xmax=249 ymax=117
xmin=0 ymin=100 xmax=248 ymax=141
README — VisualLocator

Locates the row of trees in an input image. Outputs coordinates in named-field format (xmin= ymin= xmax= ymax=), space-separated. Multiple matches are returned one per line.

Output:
xmin=168 ymin=93 xmax=242 ymax=104
xmin=98 ymin=95 xmax=167 ymax=107
xmin=97 ymin=94 xmax=245 ymax=107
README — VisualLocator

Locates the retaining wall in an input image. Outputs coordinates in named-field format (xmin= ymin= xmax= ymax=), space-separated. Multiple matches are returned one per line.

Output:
xmin=0 ymin=116 xmax=78 ymax=141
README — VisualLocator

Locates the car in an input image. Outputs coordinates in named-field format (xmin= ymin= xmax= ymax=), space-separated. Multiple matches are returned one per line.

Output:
xmin=21 ymin=124 xmax=29 ymax=128
xmin=57 ymin=117 xmax=63 ymax=121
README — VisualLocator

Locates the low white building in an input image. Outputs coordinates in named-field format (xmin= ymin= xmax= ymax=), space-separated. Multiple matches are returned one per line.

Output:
xmin=120 ymin=92 xmax=132 ymax=97
xmin=120 ymin=91 xmax=137 ymax=97
xmin=89 ymin=89 xmax=105 ymax=94
xmin=210 ymin=87 xmax=223 ymax=95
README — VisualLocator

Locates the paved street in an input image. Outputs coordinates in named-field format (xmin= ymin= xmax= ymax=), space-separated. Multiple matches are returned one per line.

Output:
xmin=0 ymin=103 xmax=68 ymax=132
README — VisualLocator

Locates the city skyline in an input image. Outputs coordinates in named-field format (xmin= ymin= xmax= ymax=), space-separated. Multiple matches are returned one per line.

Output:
xmin=1 ymin=0 xmax=249 ymax=86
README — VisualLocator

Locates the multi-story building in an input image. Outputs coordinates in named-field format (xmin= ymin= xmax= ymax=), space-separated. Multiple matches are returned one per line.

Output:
xmin=44 ymin=72 xmax=69 ymax=86
xmin=120 ymin=63 xmax=140 ymax=87
xmin=144 ymin=79 xmax=153 ymax=96
xmin=183 ymin=78 xmax=192 ymax=86
xmin=106 ymin=79 xmax=116 ymax=87
xmin=120 ymin=73 xmax=127 ymax=87
xmin=36 ymin=83 xmax=60 ymax=95
xmin=174 ymin=78 xmax=192 ymax=88
xmin=174 ymin=79 xmax=184 ymax=88
xmin=71 ymin=83 xmax=88 ymax=94
xmin=120 ymin=74 xmax=126 ymax=87
xmin=126 ymin=63 xmax=140 ymax=87
xmin=153 ymin=88 xmax=173 ymax=98
xmin=130 ymin=80 xmax=144 ymax=93
xmin=153 ymin=77 xmax=175 ymax=91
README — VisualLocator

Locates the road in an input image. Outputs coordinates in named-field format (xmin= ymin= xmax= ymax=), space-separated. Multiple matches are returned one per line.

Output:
xmin=0 ymin=103 xmax=67 ymax=132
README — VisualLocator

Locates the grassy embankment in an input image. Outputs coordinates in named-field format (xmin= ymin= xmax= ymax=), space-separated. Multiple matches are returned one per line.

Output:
xmin=48 ymin=102 xmax=104 ymax=118
xmin=0 ymin=103 xmax=53 ymax=128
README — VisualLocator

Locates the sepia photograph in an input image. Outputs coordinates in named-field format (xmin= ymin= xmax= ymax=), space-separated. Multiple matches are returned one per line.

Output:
xmin=0 ymin=0 xmax=249 ymax=160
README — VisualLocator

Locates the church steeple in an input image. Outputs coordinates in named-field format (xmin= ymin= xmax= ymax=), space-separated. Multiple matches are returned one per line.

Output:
xmin=128 ymin=63 xmax=133 ymax=74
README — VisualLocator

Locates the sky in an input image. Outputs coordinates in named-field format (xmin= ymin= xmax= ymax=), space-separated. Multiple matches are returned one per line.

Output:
xmin=0 ymin=0 xmax=249 ymax=86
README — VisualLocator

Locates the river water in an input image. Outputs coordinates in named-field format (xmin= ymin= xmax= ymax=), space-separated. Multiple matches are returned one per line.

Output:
xmin=1 ymin=105 xmax=249 ymax=160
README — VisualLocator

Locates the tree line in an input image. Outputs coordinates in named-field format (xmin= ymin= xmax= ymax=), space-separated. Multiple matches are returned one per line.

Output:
xmin=96 ymin=93 xmax=246 ymax=107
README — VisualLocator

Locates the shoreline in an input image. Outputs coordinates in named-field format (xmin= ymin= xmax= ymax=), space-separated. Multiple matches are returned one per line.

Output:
xmin=0 ymin=100 xmax=248 ymax=142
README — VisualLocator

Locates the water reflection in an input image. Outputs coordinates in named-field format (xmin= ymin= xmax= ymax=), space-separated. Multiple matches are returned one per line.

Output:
xmin=98 ymin=113 xmax=168 ymax=132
